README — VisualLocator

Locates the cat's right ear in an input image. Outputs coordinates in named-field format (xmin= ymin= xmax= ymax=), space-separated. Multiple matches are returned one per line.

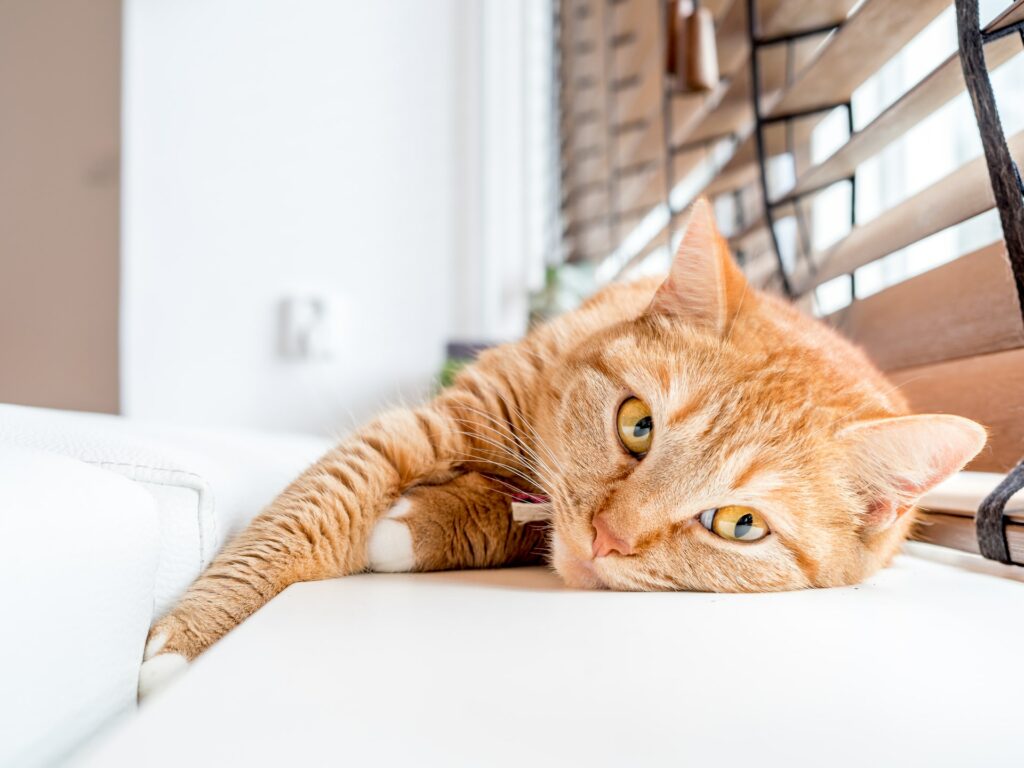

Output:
xmin=646 ymin=197 xmax=748 ymax=334
xmin=838 ymin=414 xmax=987 ymax=534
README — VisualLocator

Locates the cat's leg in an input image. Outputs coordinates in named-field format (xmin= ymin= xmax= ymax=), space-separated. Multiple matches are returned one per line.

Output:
xmin=138 ymin=385 xmax=548 ymax=696
xmin=367 ymin=472 xmax=547 ymax=573
xmin=139 ymin=407 xmax=455 ymax=697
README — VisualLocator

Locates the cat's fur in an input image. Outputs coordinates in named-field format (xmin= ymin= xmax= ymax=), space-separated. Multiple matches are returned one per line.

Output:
xmin=141 ymin=201 xmax=985 ymax=689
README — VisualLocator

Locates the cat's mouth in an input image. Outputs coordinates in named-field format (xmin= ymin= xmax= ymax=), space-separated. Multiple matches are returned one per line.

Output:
xmin=550 ymin=530 xmax=607 ymax=589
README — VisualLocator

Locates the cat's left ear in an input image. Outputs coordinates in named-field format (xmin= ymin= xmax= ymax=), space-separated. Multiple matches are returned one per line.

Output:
xmin=647 ymin=197 xmax=749 ymax=334
xmin=838 ymin=414 xmax=987 ymax=533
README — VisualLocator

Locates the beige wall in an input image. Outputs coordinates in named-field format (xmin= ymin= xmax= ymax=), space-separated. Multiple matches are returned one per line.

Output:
xmin=0 ymin=0 xmax=121 ymax=413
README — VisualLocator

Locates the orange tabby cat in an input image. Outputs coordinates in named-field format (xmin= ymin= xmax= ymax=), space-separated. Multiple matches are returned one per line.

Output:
xmin=140 ymin=200 xmax=985 ymax=694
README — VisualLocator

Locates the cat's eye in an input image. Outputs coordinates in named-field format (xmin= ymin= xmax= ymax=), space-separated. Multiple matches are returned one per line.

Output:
xmin=699 ymin=506 xmax=769 ymax=542
xmin=616 ymin=397 xmax=654 ymax=456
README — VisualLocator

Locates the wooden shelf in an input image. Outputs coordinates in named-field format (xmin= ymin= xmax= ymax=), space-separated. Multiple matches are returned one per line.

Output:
xmin=914 ymin=464 xmax=1024 ymax=565
xmin=914 ymin=512 xmax=1024 ymax=563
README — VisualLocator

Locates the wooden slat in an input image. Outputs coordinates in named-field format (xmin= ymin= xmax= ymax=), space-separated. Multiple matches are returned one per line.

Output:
xmin=799 ymin=128 xmax=1024 ymax=291
xmin=560 ymin=0 xmax=614 ymax=262
xmin=709 ymin=0 xmax=960 ymax=201
xmin=771 ymin=0 xmax=950 ymax=117
xmin=707 ymin=114 xmax=818 ymax=198
xmin=612 ymin=0 xmax=753 ymax=172
xmin=614 ymin=0 xmax=830 ymax=215
xmin=826 ymin=242 xmax=1024 ymax=371
xmin=608 ymin=0 xmax=664 ymax=164
xmin=759 ymin=0 xmax=854 ymax=37
xmin=887 ymin=347 xmax=1024 ymax=473
xmin=989 ymin=0 xmax=1024 ymax=34
xmin=919 ymin=471 xmax=1024 ymax=522
xmin=691 ymin=34 xmax=827 ymax=143
xmin=609 ymin=0 xmax=938 ymax=269
xmin=612 ymin=0 xmax=755 ymax=213
xmin=913 ymin=512 xmax=1024 ymax=564
xmin=788 ymin=26 xmax=1022 ymax=201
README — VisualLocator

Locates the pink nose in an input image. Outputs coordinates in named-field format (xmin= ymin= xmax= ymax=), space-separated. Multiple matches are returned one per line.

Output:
xmin=592 ymin=514 xmax=635 ymax=558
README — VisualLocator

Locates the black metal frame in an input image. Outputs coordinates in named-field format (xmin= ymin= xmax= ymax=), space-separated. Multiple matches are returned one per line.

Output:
xmin=744 ymin=0 xmax=854 ymax=298
xmin=954 ymin=0 xmax=1024 ymax=564
xmin=956 ymin=0 xmax=1024 ymax=316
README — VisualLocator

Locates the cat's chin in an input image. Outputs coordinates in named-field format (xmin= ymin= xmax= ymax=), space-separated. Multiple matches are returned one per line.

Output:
xmin=550 ymin=530 xmax=606 ymax=589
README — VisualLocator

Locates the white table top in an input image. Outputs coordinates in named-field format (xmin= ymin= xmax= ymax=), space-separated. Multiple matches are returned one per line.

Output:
xmin=78 ymin=544 xmax=1024 ymax=767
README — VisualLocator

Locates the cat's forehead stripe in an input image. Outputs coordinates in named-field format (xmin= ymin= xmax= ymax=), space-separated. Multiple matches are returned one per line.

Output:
xmin=665 ymin=399 xmax=701 ymax=427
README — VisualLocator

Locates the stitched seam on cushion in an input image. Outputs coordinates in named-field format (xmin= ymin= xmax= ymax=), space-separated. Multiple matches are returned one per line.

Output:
xmin=86 ymin=460 xmax=217 ymax=571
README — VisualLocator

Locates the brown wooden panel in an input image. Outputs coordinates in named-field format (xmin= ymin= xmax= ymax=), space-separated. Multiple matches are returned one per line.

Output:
xmin=913 ymin=512 xmax=1024 ymax=564
xmin=989 ymin=0 xmax=1024 ymax=33
xmin=760 ymin=0 xmax=854 ymax=36
xmin=789 ymin=31 xmax=1021 ymax=200
xmin=771 ymin=0 xmax=950 ymax=116
xmin=887 ymin=347 xmax=1024 ymax=473
xmin=827 ymin=242 xmax=1024 ymax=371
xmin=801 ymin=128 xmax=1024 ymax=292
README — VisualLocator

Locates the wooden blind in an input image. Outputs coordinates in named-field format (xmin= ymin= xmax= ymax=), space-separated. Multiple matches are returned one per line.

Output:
xmin=557 ymin=0 xmax=1024 ymax=563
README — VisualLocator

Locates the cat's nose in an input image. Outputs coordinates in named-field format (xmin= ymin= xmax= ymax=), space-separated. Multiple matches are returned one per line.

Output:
xmin=592 ymin=514 xmax=635 ymax=558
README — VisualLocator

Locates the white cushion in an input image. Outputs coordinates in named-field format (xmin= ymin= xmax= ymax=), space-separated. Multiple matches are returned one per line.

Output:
xmin=0 ymin=445 xmax=159 ymax=767
xmin=0 ymin=404 xmax=332 ymax=615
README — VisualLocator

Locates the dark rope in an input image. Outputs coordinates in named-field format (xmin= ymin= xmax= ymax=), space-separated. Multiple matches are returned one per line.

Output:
xmin=976 ymin=458 xmax=1024 ymax=564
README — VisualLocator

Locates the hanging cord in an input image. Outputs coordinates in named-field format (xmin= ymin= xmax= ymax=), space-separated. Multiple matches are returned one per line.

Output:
xmin=976 ymin=458 xmax=1024 ymax=563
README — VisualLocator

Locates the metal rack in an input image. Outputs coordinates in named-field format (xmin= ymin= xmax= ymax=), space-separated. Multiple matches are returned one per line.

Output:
xmin=954 ymin=0 xmax=1024 ymax=563
xmin=745 ymin=0 xmax=853 ymax=298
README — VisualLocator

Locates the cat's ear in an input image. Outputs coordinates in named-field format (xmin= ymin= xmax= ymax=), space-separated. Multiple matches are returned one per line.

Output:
xmin=647 ymin=197 xmax=748 ymax=334
xmin=838 ymin=414 xmax=986 ymax=533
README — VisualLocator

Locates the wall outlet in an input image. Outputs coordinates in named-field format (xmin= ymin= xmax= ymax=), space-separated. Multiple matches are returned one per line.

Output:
xmin=279 ymin=295 xmax=339 ymax=360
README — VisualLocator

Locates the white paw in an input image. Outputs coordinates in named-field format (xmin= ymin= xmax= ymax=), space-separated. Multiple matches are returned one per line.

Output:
xmin=143 ymin=631 xmax=168 ymax=660
xmin=138 ymin=652 xmax=188 ymax=700
xmin=368 ymin=497 xmax=416 ymax=572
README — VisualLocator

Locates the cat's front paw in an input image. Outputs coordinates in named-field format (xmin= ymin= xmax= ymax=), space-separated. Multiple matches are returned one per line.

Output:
xmin=367 ymin=497 xmax=417 ymax=572
xmin=137 ymin=621 xmax=189 ymax=700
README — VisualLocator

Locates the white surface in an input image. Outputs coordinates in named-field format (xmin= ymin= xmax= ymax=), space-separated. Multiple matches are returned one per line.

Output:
xmin=0 ymin=446 xmax=158 ymax=768
xmin=78 ymin=547 xmax=1024 ymax=767
xmin=0 ymin=404 xmax=331 ymax=615
xmin=121 ymin=0 xmax=463 ymax=433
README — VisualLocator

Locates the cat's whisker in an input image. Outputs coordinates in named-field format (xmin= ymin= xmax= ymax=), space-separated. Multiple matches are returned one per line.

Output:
xmin=451 ymin=398 xmax=551 ymax=470
xmin=496 ymin=396 xmax=567 ymax=478
xmin=448 ymin=448 xmax=548 ymax=492
xmin=447 ymin=418 xmax=548 ymax=478
xmin=448 ymin=403 xmax=561 ymax=483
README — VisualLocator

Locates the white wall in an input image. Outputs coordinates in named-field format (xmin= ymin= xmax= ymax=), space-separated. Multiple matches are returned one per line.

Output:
xmin=122 ymin=0 xmax=465 ymax=434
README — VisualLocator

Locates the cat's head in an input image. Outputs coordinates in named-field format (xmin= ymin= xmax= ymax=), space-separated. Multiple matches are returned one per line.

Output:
xmin=539 ymin=199 xmax=985 ymax=591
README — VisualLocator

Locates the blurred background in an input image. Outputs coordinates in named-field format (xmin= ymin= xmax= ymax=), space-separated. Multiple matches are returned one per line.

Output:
xmin=1 ymin=0 xmax=1022 ymax=437
xmin=0 ymin=0 xmax=561 ymax=435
